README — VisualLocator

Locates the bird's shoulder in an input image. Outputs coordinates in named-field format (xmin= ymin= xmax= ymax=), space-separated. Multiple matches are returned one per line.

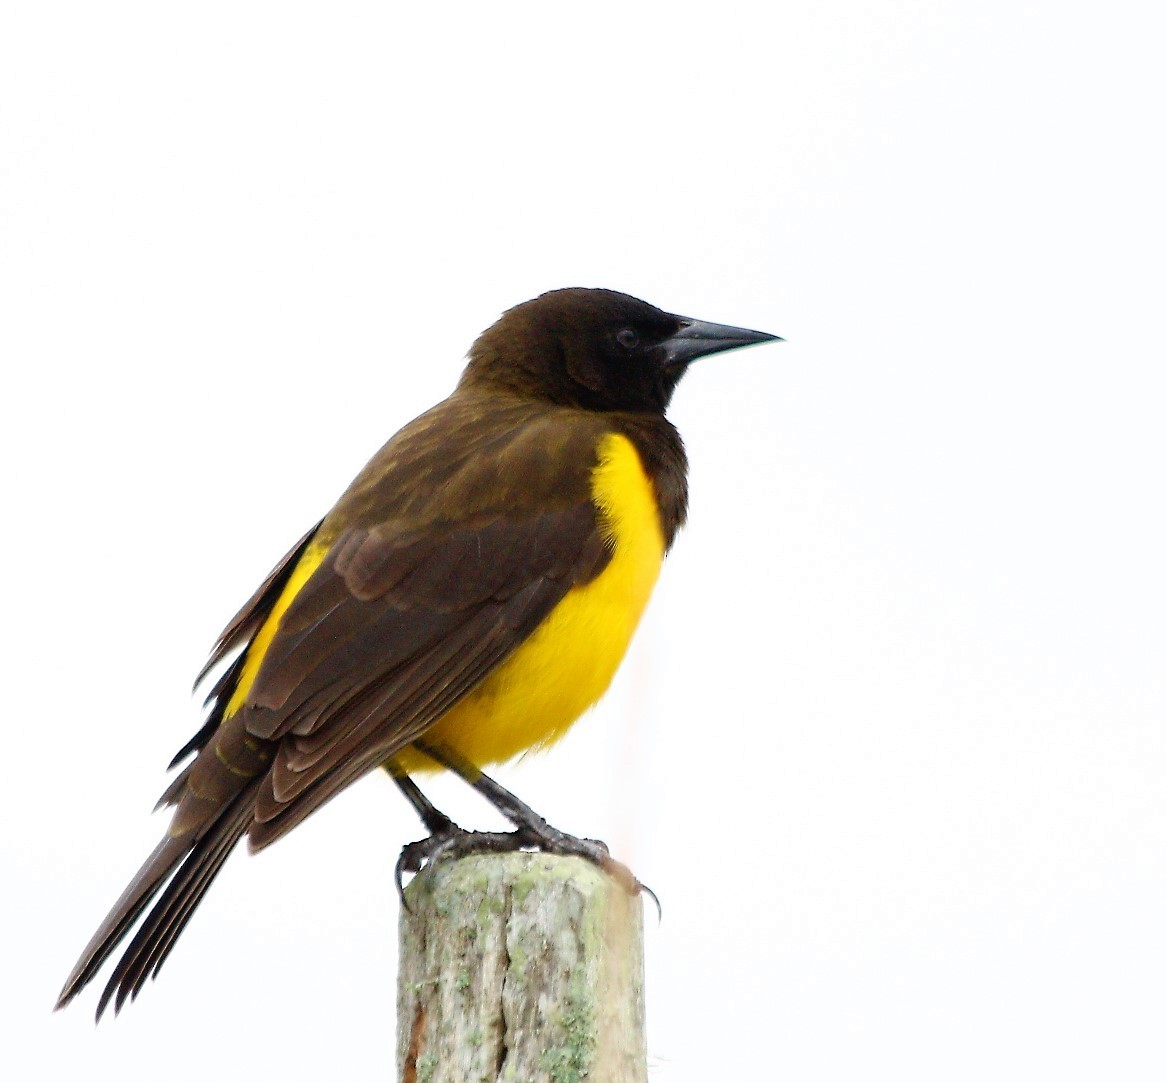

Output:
xmin=323 ymin=391 xmax=616 ymax=535
xmin=322 ymin=391 xmax=689 ymax=550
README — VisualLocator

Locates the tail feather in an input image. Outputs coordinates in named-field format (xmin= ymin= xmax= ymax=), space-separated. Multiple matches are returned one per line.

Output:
xmin=55 ymin=835 xmax=190 ymax=1012
xmin=57 ymin=524 xmax=322 ymax=1017
xmin=154 ymin=764 xmax=193 ymax=811
xmin=55 ymin=776 xmax=263 ymax=1021
xmin=101 ymin=779 xmax=261 ymax=1017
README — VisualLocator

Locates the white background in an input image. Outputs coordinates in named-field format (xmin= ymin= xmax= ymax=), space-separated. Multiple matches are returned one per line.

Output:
xmin=3 ymin=2 xmax=1165 ymax=1079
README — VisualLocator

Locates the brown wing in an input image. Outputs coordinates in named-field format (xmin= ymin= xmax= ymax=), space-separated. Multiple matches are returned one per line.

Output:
xmin=161 ymin=520 xmax=324 ymax=777
xmin=242 ymin=505 xmax=609 ymax=846
xmin=181 ymin=395 xmax=614 ymax=848
xmin=58 ymin=394 xmax=616 ymax=1017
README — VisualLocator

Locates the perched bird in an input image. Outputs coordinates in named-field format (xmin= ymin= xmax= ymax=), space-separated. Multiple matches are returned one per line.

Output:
xmin=56 ymin=287 xmax=779 ymax=1018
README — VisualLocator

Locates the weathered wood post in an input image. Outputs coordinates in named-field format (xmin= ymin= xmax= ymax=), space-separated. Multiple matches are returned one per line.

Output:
xmin=397 ymin=852 xmax=647 ymax=1082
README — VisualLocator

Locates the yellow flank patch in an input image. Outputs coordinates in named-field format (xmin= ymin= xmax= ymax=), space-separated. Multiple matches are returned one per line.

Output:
xmin=397 ymin=432 xmax=666 ymax=773
xmin=223 ymin=540 xmax=331 ymax=717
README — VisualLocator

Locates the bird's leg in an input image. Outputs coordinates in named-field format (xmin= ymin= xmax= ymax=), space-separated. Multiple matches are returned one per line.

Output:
xmin=388 ymin=759 xmax=541 ymax=904
xmin=387 ymin=762 xmax=472 ymax=905
xmin=387 ymin=761 xmax=458 ymax=835
xmin=410 ymin=740 xmax=650 ymax=902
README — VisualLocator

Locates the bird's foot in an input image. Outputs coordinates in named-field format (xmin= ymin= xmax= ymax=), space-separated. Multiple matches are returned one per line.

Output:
xmin=517 ymin=822 xmax=661 ymax=918
xmin=395 ymin=822 xmax=658 ymax=916
xmin=395 ymin=825 xmax=536 ymax=907
xmin=518 ymin=821 xmax=636 ymax=892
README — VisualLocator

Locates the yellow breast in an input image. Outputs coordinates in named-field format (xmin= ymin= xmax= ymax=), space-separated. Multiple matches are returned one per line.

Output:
xmin=399 ymin=431 xmax=665 ymax=771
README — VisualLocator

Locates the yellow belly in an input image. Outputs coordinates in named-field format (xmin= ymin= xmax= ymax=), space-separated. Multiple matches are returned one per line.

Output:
xmin=395 ymin=431 xmax=665 ymax=772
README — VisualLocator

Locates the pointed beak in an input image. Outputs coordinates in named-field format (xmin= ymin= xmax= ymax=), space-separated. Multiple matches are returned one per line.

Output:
xmin=660 ymin=317 xmax=782 ymax=368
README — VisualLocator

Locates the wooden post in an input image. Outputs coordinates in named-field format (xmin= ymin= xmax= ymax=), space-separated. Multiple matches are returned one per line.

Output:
xmin=397 ymin=852 xmax=647 ymax=1083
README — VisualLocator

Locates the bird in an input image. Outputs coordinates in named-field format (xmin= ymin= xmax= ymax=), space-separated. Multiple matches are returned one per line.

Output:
xmin=55 ymin=286 xmax=779 ymax=1018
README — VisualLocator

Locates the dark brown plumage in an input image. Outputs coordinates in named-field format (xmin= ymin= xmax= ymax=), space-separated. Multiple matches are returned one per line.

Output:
xmin=56 ymin=287 xmax=777 ymax=1018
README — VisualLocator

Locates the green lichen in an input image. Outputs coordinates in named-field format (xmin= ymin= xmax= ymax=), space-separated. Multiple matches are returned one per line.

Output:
xmin=475 ymin=892 xmax=504 ymax=931
xmin=538 ymin=985 xmax=596 ymax=1083
xmin=510 ymin=869 xmax=537 ymax=907
xmin=414 ymin=1051 xmax=438 ymax=1083
xmin=507 ymin=943 xmax=528 ymax=985
xmin=511 ymin=854 xmax=596 ymax=905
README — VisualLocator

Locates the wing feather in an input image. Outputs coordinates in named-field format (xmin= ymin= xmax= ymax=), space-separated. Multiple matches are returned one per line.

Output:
xmin=59 ymin=397 xmax=620 ymax=1010
xmin=247 ymin=542 xmax=595 ymax=842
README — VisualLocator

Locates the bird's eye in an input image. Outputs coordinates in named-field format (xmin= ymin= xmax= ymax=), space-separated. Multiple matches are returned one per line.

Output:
xmin=616 ymin=329 xmax=639 ymax=350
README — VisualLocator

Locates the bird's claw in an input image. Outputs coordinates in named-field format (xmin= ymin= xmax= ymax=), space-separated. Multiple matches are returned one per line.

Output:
xmin=394 ymin=824 xmax=659 ymax=917
xmin=395 ymin=827 xmax=537 ymax=909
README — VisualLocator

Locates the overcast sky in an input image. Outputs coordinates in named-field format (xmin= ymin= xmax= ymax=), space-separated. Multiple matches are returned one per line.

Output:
xmin=3 ymin=2 xmax=1165 ymax=1080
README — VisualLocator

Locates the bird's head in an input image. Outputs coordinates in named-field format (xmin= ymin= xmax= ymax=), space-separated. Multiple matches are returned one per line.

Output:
xmin=462 ymin=287 xmax=779 ymax=413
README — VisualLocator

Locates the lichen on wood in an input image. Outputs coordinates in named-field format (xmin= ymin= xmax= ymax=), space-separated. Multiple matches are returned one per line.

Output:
xmin=397 ymin=852 xmax=647 ymax=1083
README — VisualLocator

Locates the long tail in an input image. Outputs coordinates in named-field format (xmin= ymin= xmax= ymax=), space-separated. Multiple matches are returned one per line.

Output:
xmin=56 ymin=524 xmax=322 ymax=1018
xmin=55 ymin=776 xmax=262 ymax=1019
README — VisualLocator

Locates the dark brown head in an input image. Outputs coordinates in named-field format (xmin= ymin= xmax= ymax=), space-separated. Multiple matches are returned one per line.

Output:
xmin=461 ymin=287 xmax=779 ymax=413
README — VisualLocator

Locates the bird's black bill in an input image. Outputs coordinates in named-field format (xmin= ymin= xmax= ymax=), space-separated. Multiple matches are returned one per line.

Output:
xmin=661 ymin=317 xmax=781 ymax=368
